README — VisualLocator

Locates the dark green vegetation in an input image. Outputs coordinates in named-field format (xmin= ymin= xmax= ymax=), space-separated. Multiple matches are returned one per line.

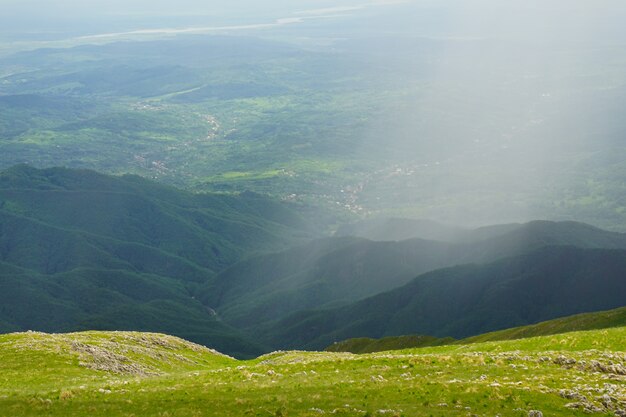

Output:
xmin=326 ymin=306 xmax=626 ymax=354
xmin=1 ymin=327 xmax=625 ymax=416
xmin=266 ymin=246 xmax=626 ymax=350
xmin=1 ymin=32 xmax=626 ymax=229
xmin=0 ymin=165 xmax=316 ymax=357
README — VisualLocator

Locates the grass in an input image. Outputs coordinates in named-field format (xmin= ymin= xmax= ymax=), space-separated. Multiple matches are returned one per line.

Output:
xmin=461 ymin=306 xmax=626 ymax=344
xmin=1 ymin=327 xmax=624 ymax=416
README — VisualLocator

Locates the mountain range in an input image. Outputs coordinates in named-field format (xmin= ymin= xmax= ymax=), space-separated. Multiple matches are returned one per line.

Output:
xmin=0 ymin=165 xmax=316 ymax=357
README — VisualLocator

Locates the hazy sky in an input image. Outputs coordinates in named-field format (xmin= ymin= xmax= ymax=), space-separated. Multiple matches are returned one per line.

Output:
xmin=4 ymin=0 xmax=625 ymax=14
xmin=0 ymin=0 xmax=425 ymax=45
xmin=3 ymin=0 xmax=626 ymax=38
xmin=2 ymin=0 xmax=369 ymax=16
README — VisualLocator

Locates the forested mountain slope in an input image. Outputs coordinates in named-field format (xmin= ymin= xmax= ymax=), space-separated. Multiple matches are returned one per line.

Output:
xmin=265 ymin=246 xmax=626 ymax=350
xmin=201 ymin=220 xmax=626 ymax=334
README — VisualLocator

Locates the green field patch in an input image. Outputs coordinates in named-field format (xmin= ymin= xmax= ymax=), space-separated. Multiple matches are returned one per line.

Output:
xmin=202 ymin=170 xmax=286 ymax=182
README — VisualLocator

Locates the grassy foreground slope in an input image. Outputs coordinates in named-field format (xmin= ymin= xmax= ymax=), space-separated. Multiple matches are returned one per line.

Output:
xmin=0 ymin=328 xmax=624 ymax=417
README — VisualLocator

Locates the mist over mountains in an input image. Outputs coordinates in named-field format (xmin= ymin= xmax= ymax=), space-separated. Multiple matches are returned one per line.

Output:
xmin=1 ymin=166 xmax=625 ymax=357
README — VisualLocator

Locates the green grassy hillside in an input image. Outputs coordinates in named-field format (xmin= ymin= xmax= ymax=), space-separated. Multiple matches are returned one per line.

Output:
xmin=325 ymin=334 xmax=455 ymax=354
xmin=1 ymin=327 xmax=624 ymax=416
xmin=0 ymin=165 xmax=316 ymax=357
xmin=265 ymin=246 xmax=626 ymax=350
xmin=326 ymin=306 xmax=626 ymax=354
xmin=462 ymin=306 xmax=626 ymax=344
